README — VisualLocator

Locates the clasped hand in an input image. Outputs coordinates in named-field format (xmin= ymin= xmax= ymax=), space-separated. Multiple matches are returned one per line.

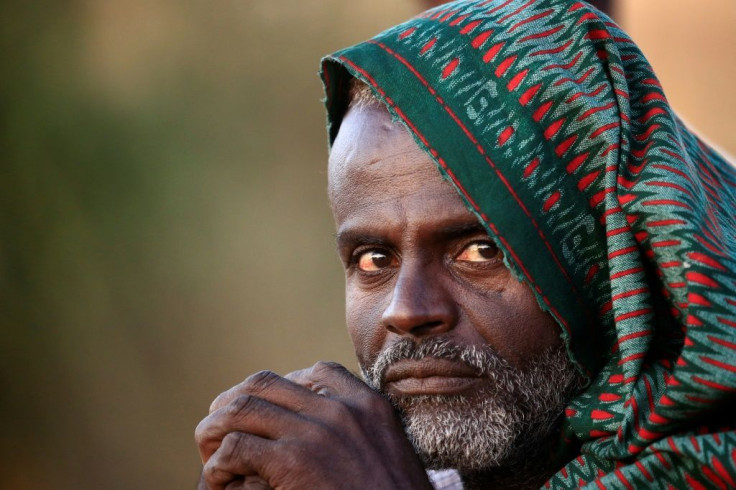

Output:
xmin=195 ymin=361 xmax=434 ymax=489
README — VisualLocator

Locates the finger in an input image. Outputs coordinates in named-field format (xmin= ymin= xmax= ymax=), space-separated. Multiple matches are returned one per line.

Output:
xmin=224 ymin=477 xmax=245 ymax=490
xmin=286 ymin=362 xmax=398 ymax=426
xmin=197 ymin=470 xmax=208 ymax=490
xmin=241 ymin=476 xmax=272 ymax=490
xmin=196 ymin=394 xmax=305 ymax=463
xmin=222 ymin=476 xmax=272 ymax=490
xmin=285 ymin=361 xmax=373 ymax=400
xmin=203 ymin=432 xmax=269 ymax=490
xmin=209 ymin=370 xmax=326 ymax=414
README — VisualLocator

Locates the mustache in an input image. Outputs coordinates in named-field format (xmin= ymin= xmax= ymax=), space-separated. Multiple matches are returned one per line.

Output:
xmin=363 ymin=337 xmax=514 ymax=390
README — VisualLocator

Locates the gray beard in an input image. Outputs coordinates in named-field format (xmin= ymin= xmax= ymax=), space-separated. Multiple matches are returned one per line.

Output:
xmin=361 ymin=338 xmax=583 ymax=474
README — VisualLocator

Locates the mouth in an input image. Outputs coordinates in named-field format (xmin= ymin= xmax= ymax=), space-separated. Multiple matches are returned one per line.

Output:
xmin=382 ymin=358 xmax=483 ymax=396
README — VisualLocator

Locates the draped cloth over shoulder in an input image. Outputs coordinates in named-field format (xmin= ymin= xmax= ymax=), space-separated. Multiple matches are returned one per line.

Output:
xmin=321 ymin=0 xmax=736 ymax=487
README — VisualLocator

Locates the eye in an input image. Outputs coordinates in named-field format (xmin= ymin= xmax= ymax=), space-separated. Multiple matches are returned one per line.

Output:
xmin=356 ymin=249 xmax=397 ymax=272
xmin=456 ymin=240 xmax=501 ymax=263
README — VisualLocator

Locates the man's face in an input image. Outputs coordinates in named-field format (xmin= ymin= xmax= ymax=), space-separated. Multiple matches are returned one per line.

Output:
xmin=328 ymin=104 xmax=579 ymax=471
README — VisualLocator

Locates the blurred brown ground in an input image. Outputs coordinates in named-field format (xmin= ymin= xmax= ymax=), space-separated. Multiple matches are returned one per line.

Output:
xmin=0 ymin=1 xmax=733 ymax=489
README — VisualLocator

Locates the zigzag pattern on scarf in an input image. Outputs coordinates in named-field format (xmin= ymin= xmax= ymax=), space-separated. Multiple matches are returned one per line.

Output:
xmin=322 ymin=1 xmax=736 ymax=487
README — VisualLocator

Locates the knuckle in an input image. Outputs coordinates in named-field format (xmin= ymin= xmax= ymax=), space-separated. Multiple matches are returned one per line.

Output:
xmin=241 ymin=476 xmax=271 ymax=490
xmin=209 ymin=389 xmax=231 ymax=413
xmin=220 ymin=430 xmax=240 ymax=452
xmin=311 ymin=360 xmax=343 ymax=375
xmin=211 ymin=431 xmax=248 ymax=474
xmin=194 ymin=417 xmax=210 ymax=445
xmin=227 ymin=394 xmax=257 ymax=419
xmin=243 ymin=370 xmax=280 ymax=394
xmin=283 ymin=367 xmax=307 ymax=382
xmin=209 ymin=369 xmax=281 ymax=413
xmin=224 ymin=432 xmax=246 ymax=467
xmin=203 ymin=459 xmax=229 ymax=484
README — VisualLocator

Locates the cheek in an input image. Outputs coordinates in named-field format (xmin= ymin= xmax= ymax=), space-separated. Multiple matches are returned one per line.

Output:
xmin=508 ymin=289 xmax=562 ymax=364
xmin=345 ymin=288 xmax=388 ymax=369
xmin=516 ymin=298 xmax=562 ymax=354
xmin=467 ymin=279 xmax=562 ymax=368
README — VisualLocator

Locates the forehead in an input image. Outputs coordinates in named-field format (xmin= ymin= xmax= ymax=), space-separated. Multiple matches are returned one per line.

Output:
xmin=328 ymin=106 xmax=471 ymax=225
xmin=328 ymin=106 xmax=424 ymax=193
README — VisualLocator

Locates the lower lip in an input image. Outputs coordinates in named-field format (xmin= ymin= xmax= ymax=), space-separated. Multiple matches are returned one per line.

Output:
xmin=386 ymin=376 xmax=483 ymax=396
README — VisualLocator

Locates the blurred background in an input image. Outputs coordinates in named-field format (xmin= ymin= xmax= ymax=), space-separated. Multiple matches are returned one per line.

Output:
xmin=1 ymin=1 xmax=734 ymax=488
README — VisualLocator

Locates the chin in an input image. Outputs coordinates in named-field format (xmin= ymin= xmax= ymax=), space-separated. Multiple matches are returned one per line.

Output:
xmin=396 ymin=390 xmax=523 ymax=471
xmin=362 ymin=339 xmax=584 ymax=474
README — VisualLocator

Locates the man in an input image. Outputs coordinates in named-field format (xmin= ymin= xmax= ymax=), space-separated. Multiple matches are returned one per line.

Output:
xmin=196 ymin=1 xmax=736 ymax=488
xmin=197 ymin=80 xmax=584 ymax=489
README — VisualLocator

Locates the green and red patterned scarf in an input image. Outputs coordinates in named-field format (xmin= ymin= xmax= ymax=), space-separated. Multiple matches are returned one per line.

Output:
xmin=321 ymin=0 xmax=736 ymax=488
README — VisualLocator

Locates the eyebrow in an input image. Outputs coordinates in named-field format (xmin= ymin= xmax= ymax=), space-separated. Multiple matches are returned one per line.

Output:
xmin=433 ymin=222 xmax=490 ymax=240
xmin=335 ymin=229 xmax=389 ymax=248
xmin=335 ymin=221 xmax=489 ymax=248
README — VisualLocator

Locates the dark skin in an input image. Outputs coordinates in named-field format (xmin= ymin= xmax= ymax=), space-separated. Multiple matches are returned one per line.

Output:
xmin=195 ymin=362 xmax=432 ymax=489
xmin=195 ymin=104 xmax=562 ymax=489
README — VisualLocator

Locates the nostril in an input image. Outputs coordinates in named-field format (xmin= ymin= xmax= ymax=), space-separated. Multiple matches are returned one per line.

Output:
xmin=409 ymin=321 xmax=446 ymax=336
xmin=386 ymin=320 xmax=445 ymax=336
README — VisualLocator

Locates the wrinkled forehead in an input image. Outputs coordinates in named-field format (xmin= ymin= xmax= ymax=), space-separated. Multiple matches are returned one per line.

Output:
xmin=329 ymin=105 xmax=401 ymax=168
xmin=328 ymin=104 xmax=421 ymax=197
xmin=327 ymin=102 xmax=460 ymax=232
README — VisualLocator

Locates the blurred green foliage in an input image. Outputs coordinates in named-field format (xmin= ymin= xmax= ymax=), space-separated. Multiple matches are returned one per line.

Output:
xmin=0 ymin=1 xmax=416 ymax=488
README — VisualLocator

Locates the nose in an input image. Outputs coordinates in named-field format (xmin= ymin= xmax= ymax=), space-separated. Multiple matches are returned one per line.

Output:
xmin=381 ymin=261 xmax=458 ymax=337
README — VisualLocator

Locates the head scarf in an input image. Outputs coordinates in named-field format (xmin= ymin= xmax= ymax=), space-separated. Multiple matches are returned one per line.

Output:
xmin=321 ymin=0 xmax=736 ymax=487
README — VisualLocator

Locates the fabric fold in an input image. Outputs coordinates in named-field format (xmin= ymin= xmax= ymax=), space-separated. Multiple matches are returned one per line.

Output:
xmin=321 ymin=0 xmax=736 ymax=487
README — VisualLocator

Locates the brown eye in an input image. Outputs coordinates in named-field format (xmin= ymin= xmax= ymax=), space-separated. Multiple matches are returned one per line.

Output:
xmin=456 ymin=241 xmax=500 ymax=263
xmin=357 ymin=250 xmax=396 ymax=272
